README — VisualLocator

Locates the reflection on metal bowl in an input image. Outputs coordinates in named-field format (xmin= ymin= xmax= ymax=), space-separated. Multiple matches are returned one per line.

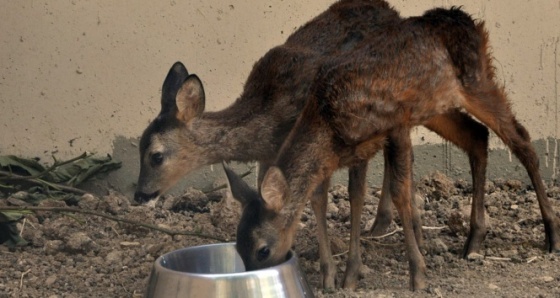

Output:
xmin=145 ymin=242 xmax=314 ymax=298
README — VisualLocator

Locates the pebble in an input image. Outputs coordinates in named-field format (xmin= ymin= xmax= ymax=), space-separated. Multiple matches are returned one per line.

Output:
xmin=105 ymin=250 xmax=122 ymax=263
xmin=44 ymin=240 xmax=64 ymax=255
xmin=431 ymin=239 xmax=448 ymax=254
xmin=327 ymin=202 xmax=339 ymax=214
xmin=466 ymin=253 xmax=484 ymax=261
xmin=66 ymin=232 xmax=92 ymax=251
xmin=45 ymin=274 xmax=57 ymax=286
xmin=7 ymin=196 xmax=29 ymax=206
xmin=542 ymin=276 xmax=554 ymax=282
xmin=78 ymin=194 xmax=99 ymax=210
xmin=488 ymin=283 xmax=500 ymax=290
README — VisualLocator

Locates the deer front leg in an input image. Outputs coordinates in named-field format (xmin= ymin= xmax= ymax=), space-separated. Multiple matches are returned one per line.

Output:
xmin=342 ymin=161 xmax=368 ymax=289
xmin=386 ymin=130 xmax=427 ymax=291
xmin=310 ymin=179 xmax=336 ymax=290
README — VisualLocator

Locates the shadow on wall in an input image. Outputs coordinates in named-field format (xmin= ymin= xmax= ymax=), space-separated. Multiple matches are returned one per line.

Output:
xmin=82 ymin=135 xmax=557 ymax=198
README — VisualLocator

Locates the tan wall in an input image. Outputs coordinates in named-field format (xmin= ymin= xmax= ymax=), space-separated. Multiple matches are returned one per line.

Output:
xmin=1 ymin=0 xmax=559 ymax=180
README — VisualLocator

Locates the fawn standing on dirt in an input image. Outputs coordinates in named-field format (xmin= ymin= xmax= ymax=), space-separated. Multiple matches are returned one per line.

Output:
xmin=135 ymin=0 xmax=560 ymax=291
xmin=225 ymin=3 xmax=560 ymax=292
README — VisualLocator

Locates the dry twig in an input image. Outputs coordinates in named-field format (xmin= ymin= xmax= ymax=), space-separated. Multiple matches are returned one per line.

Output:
xmin=361 ymin=225 xmax=446 ymax=240
xmin=0 ymin=153 xmax=89 ymax=182
xmin=0 ymin=206 xmax=228 ymax=242
xmin=19 ymin=269 xmax=31 ymax=289
xmin=0 ymin=171 xmax=87 ymax=195
xmin=485 ymin=256 xmax=512 ymax=262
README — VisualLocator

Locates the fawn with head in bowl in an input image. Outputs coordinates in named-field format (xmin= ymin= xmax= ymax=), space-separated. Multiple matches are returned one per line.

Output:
xmin=223 ymin=3 xmax=560 ymax=291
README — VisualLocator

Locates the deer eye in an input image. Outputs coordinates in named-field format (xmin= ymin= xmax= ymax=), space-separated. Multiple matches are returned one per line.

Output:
xmin=256 ymin=246 xmax=270 ymax=262
xmin=150 ymin=152 xmax=164 ymax=166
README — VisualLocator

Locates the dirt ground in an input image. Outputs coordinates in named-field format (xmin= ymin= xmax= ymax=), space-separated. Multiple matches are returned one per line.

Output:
xmin=1 ymin=172 xmax=560 ymax=298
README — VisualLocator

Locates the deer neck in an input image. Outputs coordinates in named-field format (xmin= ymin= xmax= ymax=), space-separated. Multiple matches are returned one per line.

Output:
xmin=185 ymin=107 xmax=287 ymax=165
xmin=274 ymin=109 xmax=339 ymax=226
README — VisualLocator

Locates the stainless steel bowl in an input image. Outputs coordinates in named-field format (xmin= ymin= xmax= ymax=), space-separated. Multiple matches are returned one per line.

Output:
xmin=145 ymin=243 xmax=314 ymax=298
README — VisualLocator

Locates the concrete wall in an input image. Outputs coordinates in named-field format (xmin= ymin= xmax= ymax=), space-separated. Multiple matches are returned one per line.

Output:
xmin=1 ymin=1 xmax=559 ymax=196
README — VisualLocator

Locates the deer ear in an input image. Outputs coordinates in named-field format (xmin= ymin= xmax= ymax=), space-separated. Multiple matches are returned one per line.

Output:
xmin=161 ymin=62 xmax=189 ymax=115
xmin=260 ymin=167 xmax=288 ymax=213
xmin=176 ymin=75 xmax=205 ymax=123
xmin=223 ymin=161 xmax=258 ymax=207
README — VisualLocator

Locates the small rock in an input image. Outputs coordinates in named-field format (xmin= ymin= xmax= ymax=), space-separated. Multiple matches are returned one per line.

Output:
xmin=500 ymin=249 xmax=518 ymax=258
xmin=430 ymin=171 xmax=455 ymax=198
xmin=541 ymin=276 xmax=554 ymax=282
xmin=505 ymin=179 xmax=523 ymax=190
xmin=78 ymin=194 xmax=99 ymax=210
xmin=431 ymin=239 xmax=448 ymax=255
xmin=330 ymin=236 xmax=346 ymax=255
xmin=172 ymin=188 xmax=210 ymax=213
xmin=327 ymin=202 xmax=339 ymax=215
xmin=414 ymin=193 xmax=425 ymax=211
xmin=467 ymin=252 xmax=484 ymax=261
xmin=7 ymin=196 xmax=30 ymax=206
xmin=487 ymin=206 xmax=499 ymax=216
xmin=147 ymin=243 xmax=164 ymax=255
xmin=485 ymin=181 xmax=496 ymax=193
xmin=431 ymin=255 xmax=446 ymax=267
xmin=106 ymin=250 xmax=123 ymax=263
xmin=45 ymin=274 xmax=57 ymax=286
xmin=66 ymin=232 xmax=93 ymax=252
xmin=510 ymin=204 xmax=519 ymax=210
xmin=162 ymin=196 xmax=179 ymax=210
xmin=100 ymin=192 xmax=130 ymax=214
xmin=447 ymin=211 xmax=467 ymax=236
xmin=8 ymin=191 xmax=30 ymax=201
xmin=488 ymin=283 xmax=500 ymax=290
xmin=359 ymin=264 xmax=373 ymax=277
xmin=364 ymin=219 xmax=375 ymax=231
xmin=44 ymin=240 xmax=64 ymax=255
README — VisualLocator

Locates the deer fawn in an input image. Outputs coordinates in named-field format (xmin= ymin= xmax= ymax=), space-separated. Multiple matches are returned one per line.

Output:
xmin=135 ymin=0 xmax=560 ymax=291
xmin=224 ymin=2 xmax=560 ymax=291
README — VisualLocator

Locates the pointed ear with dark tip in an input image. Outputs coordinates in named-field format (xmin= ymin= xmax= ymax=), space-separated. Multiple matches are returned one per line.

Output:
xmin=260 ymin=166 xmax=288 ymax=213
xmin=161 ymin=62 xmax=189 ymax=115
xmin=223 ymin=161 xmax=259 ymax=207
xmin=176 ymin=74 xmax=205 ymax=123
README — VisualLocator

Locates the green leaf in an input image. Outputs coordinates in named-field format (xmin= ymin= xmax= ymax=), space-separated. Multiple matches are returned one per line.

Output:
xmin=0 ymin=210 xmax=26 ymax=222
xmin=50 ymin=154 xmax=121 ymax=186
xmin=0 ymin=221 xmax=28 ymax=247
xmin=0 ymin=155 xmax=47 ymax=177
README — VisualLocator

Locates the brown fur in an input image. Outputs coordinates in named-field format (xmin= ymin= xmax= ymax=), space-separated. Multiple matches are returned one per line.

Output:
xmin=230 ymin=2 xmax=560 ymax=292
xmin=136 ymin=0 xmax=560 ymax=291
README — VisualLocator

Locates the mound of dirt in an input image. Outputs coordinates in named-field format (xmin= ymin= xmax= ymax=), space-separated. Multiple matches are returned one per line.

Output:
xmin=1 ymin=173 xmax=559 ymax=297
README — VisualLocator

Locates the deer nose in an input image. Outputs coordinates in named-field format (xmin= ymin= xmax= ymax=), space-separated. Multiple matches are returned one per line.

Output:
xmin=134 ymin=190 xmax=159 ymax=204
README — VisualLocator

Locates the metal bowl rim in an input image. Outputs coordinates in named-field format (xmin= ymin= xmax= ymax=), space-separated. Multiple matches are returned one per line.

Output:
xmin=153 ymin=242 xmax=298 ymax=279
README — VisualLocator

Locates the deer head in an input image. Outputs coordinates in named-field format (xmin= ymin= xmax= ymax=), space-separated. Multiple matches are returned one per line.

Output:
xmin=223 ymin=162 xmax=298 ymax=270
xmin=135 ymin=62 xmax=206 ymax=203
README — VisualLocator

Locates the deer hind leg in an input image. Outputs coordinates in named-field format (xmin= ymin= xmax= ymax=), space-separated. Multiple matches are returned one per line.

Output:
xmin=309 ymin=178 xmax=336 ymax=290
xmin=386 ymin=128 xmax=427 ymax=290
xmin=464 ymin=87 xmax=560 ymax=253
xmin=424 ymin=111 xmax=489 ymax=257
xmin=342 ymin=161 xmax=368 ymax=289
xmin=368 ymin=150 xmax=396 ymax=236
